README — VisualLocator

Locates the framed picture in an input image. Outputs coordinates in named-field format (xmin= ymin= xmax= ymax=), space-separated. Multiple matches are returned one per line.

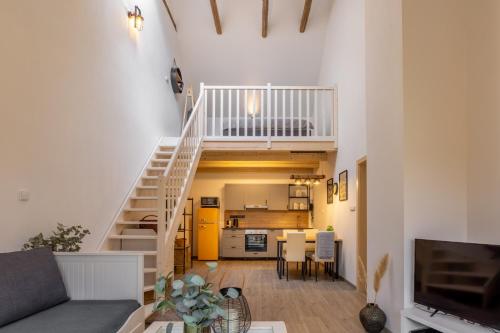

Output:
xmin=327 ymin=178 xmax=334 ymax=204
xmin=339 ymin=170 xmax=348 ymax=201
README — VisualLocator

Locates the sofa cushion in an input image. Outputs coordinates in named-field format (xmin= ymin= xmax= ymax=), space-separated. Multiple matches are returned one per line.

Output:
xmin=0 ymin=248 xmax=69 ymax=327
xmin=0 ymin=300 xmax=141 ymax=333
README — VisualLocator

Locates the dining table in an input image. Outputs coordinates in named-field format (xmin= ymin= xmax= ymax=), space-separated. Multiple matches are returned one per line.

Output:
xmin=276 ymin=235 xmax=342 ymax=280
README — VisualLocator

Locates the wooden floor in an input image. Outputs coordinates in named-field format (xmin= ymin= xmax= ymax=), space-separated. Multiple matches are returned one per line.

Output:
xmin=186 ymin=260 xmax=367 ymax=333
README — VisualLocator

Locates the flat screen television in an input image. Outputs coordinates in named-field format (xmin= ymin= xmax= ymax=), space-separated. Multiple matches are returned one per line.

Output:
xmin=414 ymin=239 xmax=500 ymax=330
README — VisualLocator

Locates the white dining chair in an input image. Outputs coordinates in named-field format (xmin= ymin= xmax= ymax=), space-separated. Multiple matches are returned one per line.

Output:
xmin=282 ymin=232 xmax=306 ymax=281
xmin=307 ymin=231 xmax=335 ymax=281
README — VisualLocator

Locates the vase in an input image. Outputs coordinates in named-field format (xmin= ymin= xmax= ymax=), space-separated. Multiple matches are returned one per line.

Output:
xmin=359 ymin=303 xmax=386 ymax=333
xmin=184 ymin=323 xmax=210 ymax=333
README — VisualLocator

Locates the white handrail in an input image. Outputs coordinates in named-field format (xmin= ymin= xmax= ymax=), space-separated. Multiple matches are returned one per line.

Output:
xmin=156 ymin=83 xmax=205 ymax=276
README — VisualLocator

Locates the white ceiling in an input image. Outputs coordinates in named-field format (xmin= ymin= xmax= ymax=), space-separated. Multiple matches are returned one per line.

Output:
xmin=170 ymin=0 xmax=333 ymax=91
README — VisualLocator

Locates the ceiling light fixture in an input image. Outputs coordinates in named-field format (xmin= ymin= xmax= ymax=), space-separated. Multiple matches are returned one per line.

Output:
xmin=128 ymin=6 xmax=144 ymax=31
xmin=290 ymin=174 xmax=325 ymax=186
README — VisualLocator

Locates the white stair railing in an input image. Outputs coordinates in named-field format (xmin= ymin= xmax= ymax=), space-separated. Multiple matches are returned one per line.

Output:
xmin=203 ymin=85 xmax=337 ymax=144
xmin=156 ymin=83 xmax=205 ymax=277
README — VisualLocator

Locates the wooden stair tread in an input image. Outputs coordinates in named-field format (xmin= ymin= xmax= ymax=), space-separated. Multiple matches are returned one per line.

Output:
xmin=108 ymin=234 xmax=158 ymax=240
xmin=116 ymin=221 xmax=158 ymax=225
xmin=144 ymin=268 xmax=157 ymax=273
xmin=143 ymin=285 xmax=155 ymax=292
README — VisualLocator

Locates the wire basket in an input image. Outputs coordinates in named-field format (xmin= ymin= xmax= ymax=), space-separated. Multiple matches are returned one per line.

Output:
xmin=212 ymin=287 xmax=251 ymax=333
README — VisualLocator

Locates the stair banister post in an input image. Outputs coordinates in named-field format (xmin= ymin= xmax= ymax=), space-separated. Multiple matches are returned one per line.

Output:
xmin=200 ymin=82 xmax=205 ymax=138
xmin=266 ymin=82 xmax=272 ymax=149
xmin=157 ymin=175 xmax=167 ymax=277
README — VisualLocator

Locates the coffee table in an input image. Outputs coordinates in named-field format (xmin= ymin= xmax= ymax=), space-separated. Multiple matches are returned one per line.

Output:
xmin=144 ymin=321 xmax=287 ymax=333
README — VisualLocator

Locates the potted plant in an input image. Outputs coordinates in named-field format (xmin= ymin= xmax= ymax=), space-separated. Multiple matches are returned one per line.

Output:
xmin=22 ymin=223 xmax=90 ymax=252
xmin=358 ymin=254 xmax=389 ymax=333
xmin=154 ymin=262 xmax=239 ymax=333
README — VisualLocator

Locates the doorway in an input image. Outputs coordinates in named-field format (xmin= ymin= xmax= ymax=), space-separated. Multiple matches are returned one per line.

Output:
xmin=356 ymin=157 xmax=367 ymax=294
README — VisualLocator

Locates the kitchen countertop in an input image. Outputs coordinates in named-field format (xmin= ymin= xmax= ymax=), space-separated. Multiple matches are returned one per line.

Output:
xmin=223 ymin=227 xmax=314 ymax=230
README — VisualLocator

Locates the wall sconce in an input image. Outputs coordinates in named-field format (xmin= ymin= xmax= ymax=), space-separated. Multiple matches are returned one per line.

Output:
xmin=128 ymin=6 xmax=144 ymax=31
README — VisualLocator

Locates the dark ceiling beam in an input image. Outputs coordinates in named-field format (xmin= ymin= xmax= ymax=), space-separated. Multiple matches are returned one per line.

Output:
xmin=161 ymin=0 xmax=177 ymax=32
xmin=210 ymin=0 xmax=222 ymax=35
xmin=300 ymin=0 xmax=312 ymax=33
xmin=262 ymin=0 xmax=269 ymax=38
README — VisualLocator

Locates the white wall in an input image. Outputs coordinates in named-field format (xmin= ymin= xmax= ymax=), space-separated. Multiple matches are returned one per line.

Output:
xmin=316 ymin=0 xmax=367 ymax=286
xmin=171 ymin=0 xmax=333 ymax=94
xmin=402 ymin=0 xmax=469 ymax=308
xmin=0 ymin=0 xmax=182 ymax=252
xmin=465 ymin=0 xmax=500 ymax=244
xmin=365 ymin=0 xmax=405 ymax=331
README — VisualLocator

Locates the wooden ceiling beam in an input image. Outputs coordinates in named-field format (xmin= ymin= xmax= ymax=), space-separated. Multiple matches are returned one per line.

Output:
xmin=161 ymin=0 xmax=177 ymax=32
xmin=210 ymin=0 xmax=222 ymax=35
xmin=262 ymin=0 xmax=269 ymax=38
xmin=300 ymin=0 xmax=312 ymax=33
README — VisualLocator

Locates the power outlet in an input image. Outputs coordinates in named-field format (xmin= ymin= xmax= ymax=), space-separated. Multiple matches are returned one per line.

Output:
xmin=17 ymin=189 xmax=30 ymax=202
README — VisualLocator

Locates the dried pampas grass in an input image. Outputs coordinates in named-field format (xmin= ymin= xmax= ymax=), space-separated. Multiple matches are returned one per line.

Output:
xmin=358 ymin=253 xmax=390 ymax=304
xmin=373 ymin=254 xmax=389 ymax=303
xmin=357 ymin=256 xmax=367 ymax=292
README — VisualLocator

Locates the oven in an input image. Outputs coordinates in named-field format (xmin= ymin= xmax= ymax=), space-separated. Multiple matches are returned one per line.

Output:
xmin=245 ymin=230 xmax=268 ymax=252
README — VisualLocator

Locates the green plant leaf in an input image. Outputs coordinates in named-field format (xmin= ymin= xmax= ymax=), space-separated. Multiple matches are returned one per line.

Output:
xmin=172 ymin=280 xmax=184 ymax=290
xmin=226 ymin=287 xmax=240 ymax=299
xmin=183 ymin=298 xmax=197 ymax=308
xmin=154 ymin=277 xmax=166 ymax=294
xmin=182 ymin=315 xmax=198 ymax=325
xmin=206 ymin=262 xmax=218 ymax=271
xmin=171 ymin=289 xmax=183 ymax=298
xmin=190 ymin=275 xmax=205 ymax=286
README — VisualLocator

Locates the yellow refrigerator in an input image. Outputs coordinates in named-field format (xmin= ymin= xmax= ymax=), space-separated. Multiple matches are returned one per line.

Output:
xmin=197 ymin=208 xmax=219 ymax=260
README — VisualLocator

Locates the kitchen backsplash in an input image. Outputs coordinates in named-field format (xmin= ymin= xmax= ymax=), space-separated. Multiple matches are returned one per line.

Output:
xmin=224 ymin=210 xmax=309 ymax=229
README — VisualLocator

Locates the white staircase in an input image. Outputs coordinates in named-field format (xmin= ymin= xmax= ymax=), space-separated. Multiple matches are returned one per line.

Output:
xmin=99 ymin=88 xmax=206 ymax=304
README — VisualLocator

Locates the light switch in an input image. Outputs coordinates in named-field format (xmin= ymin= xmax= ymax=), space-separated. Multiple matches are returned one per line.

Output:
xmin=350 ymin=206 xmax=356 ymax=212
xmin=18 ymin=189 xmax=30 ymax=202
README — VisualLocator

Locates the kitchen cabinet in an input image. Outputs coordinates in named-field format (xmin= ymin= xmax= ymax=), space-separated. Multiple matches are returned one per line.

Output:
xmin=221 ymin=229 xmax=245 ymax=258
xmin=225 ymin=184 xmax=289 ymax=211
xmin=267 ymin=185 xmax=289 ymax=210
xmin=224 ymin=185 xmax=246 ymax=210
xmin=267 ymin=230 xmax=282 ymax=258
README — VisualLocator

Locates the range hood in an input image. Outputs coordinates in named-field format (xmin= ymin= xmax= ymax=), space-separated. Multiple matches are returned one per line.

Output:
xmin=244 ymin=204 xmax=268 ymax=210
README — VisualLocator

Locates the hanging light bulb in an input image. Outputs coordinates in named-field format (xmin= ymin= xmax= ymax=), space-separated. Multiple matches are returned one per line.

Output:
xmin=313 ymin=179 xmax=320 ymax=185
xmin=305 ymin=179 xmax=311 ymax=185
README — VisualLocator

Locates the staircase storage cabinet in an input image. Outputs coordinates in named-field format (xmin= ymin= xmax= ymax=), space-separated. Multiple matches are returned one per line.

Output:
xmin=221 ymin=229 xmax=245 ymax=258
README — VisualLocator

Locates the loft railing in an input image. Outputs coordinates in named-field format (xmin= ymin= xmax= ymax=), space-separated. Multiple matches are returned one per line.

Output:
xmin=156 ymin=84 xmax=205 ymax=277
xmin=202 ymin=84 xmax=337 ymax=144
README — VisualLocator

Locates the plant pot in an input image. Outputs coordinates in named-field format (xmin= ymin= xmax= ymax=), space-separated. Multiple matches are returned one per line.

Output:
xmin=184 ymin=323 xmax=210 ymax=333
xmin=359 ymin=303 xmax=386 ymax=333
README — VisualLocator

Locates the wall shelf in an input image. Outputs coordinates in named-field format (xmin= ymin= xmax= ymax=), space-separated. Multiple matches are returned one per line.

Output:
xmin=288 ymin=184 xmax=310 ymax=211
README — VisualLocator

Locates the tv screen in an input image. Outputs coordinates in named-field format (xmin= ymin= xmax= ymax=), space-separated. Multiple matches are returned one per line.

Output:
xmin=414 ymin=239 xmax=500 ymax=330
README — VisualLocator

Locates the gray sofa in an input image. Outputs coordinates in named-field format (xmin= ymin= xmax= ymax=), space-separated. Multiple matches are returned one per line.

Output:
xmin=0 ymin=248 xmax=143 ymax=333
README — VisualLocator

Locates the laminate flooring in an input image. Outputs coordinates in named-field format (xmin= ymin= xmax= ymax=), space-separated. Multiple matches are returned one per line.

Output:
xmin=187 ymin=260 xmax=367 ymax=333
